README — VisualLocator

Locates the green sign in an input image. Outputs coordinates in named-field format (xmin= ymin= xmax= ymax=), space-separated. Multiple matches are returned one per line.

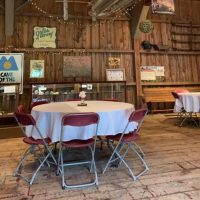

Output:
xmin=33 ymin=27 xmax=56 ymax=48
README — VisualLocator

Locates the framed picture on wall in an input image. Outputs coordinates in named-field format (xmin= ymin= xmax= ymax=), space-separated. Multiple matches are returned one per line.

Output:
xmin=30 ymin=60 xmax=45 ymax=78
xmin=152 ymin=0 xmax=175 ymax=14
xmin=0 ymin=53 xmax=24 ymax=93
xmin=107 ymin=57 xmax=120 ymax=67
xmin=106 ymin=69 xmax=125 ymax=81
xmin=63 ymin=56 xmax=91 ymax=78
xmin=140 ymin=66 xmax=165 ymax=81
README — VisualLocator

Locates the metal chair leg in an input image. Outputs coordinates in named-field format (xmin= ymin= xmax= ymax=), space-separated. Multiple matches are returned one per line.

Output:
xmin=59 ymin=146 xmax=98 ymax=189
xmin=13 ymin=146 xmax=35 ymax=177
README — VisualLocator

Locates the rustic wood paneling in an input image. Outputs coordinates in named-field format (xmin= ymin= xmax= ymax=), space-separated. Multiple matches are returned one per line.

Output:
xmin=1 ymin=0 xmax=200 ymax=109
xmin=138 ymin=0 xmax=200 ymax=111
xmin=140 ymin=54 xmax=200 ymax=82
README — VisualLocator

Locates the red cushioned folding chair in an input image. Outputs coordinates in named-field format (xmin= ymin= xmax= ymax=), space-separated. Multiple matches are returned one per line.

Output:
xmin=13 ymin=111 xmax=57 ymax=185
xmin=57 ymin=112 xmax=99 ymax=189
xmin=29 ymin=100 xmax=49 ymax=113
xmin=17 ymin=104 xmax=27 ymax=113
xmin=102 ymin=108 xmax=149 ymax=181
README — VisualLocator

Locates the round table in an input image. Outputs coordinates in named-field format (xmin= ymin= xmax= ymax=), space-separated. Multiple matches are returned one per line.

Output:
xmin=178 ymin=92 xmax=200 ymax=113
xmin=26 ymin=101 xmax=137 ymax=142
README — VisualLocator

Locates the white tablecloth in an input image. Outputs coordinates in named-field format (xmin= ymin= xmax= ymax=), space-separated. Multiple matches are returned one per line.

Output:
xmin=174 ymin=92 xmax=200 ymax=113
xmin=26 ymin=101 xmax=137 ymax=142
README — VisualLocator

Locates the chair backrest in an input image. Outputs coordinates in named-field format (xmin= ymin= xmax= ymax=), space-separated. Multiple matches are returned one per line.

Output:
xmin=17 ymin=105 xmax=26 ymax=113
xmin=171 ymin=91 xmax=179 ymax=100
xmin=14 ymin=112 xmax=36 ymax=126
xmin=62 ymin=112 xmax=99 ymax=127
xmin=61 ymin=112 xmax=99 ymax=141
xmin=30 ymin=100 xmax=49 ymax=112
xmin=129 ymin=108 xmax=148 ymax=123
xmin=174 ymin=88 xmax=189 ymax=93
xmin=128 ymin=108 xmax=148 ymax=133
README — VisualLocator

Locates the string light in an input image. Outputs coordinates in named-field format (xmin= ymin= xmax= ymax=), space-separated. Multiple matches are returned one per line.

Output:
xmin=30 ymin=0 xmax=142 ymax=27
xmin=10 ymin=47 xmax=87 ymax=55
xmin=3 ymin=0 xmax=142 ymax=52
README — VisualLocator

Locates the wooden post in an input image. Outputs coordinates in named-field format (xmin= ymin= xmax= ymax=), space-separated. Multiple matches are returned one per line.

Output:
xmin=63 ymin=0 xmax=68 ymax=21
xmin=134 ymin=39 xmax=143 ymax=106
xmin=5 ymin=0 xmax=14 ymax=36
xmin=130 ymin=2 xmax=150 ymax=107
xmin=134 ymin=6 xmax=150 ymax=39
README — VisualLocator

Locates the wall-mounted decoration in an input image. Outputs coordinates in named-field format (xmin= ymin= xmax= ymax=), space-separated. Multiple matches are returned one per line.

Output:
xmin=63 ymin=56 xmax=91 ymax=78
xmin=33 ymin=27 xmax=56 ymax=48
xmin=106 ymin=69 xmax=125 ymax=81
xmin=139 ymin=20 xmax=153 ymax=33
xmin=141 ymin=40 xmax=153 ymax=50
xmin=0 ymin=53 xmax=24 ymax=93
xmin=30 ymin=60 xmax=44 ymax=78
xmin=107 ymin=57 xmax=120 ymax=68
xmin=141 ymin=66 xmax=165 ymax=81
xmin=152 ymin=0 xmax=175 ymax=14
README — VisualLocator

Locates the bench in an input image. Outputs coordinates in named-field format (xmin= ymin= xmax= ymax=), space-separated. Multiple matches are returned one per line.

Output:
xmin=142 ymin=86 xmax=200 ymax=113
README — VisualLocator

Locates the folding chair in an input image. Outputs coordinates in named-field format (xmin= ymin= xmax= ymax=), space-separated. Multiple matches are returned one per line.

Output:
xmin=14 ymin=111 xmax=57 ymax=185
xmin=57 ymin=112 xmax=99 ymax=189
xmin=17 ymin=104 xmax=26 ymax=113
xmin=102 ymin=108 xmax=149 ymax=181
xmin=174 ymin=88 xmax=189 ymax=93
xmin=29 ymin=100 xmax=49 ymax=112
xmin=172 ymin=91 xmax=187 ymax=126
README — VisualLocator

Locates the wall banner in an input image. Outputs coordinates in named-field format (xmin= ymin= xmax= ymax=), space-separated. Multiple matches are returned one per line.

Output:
xmin=141 ymin=66 xmax=165 ymax=81
xmin=0 ymin=53 xmax=24 ymax=93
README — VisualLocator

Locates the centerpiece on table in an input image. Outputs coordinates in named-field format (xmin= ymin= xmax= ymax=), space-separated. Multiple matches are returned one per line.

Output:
xmin=78 ymin=91 xmax=87 ymax=106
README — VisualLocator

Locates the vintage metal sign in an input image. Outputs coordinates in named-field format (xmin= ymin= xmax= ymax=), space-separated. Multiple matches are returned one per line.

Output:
xmin=33 ymin=27 xmax=56 ymax=48
xmin=0 ymin=53 xmax=24 ymax=93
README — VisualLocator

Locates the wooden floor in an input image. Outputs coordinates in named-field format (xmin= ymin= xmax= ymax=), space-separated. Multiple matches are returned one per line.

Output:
xmin=0 ymin=114 xmax=200 ymax=200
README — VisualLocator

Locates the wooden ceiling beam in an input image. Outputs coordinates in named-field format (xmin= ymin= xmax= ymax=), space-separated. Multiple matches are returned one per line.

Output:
xmin=16 ymin=12 xmax=130 ymax=20
xmin=15 ymin=0 xmax=31 ymax=13
xmin=130 ymin=0 xmax=150 ymax=39
xmin=93 ymin=0 xmax=120 ymax=15
xmin=0 ymin=3 xmax=4 ymax=11
xmin=63 ymin=0 xmax=68 ymax=21
xmin=91 ymin=0 xmax=135 ymax=17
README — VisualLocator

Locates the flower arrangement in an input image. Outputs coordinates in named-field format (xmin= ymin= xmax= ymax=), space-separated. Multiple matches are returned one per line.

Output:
xmin=79 ymin=91 xmax=86 ymax=99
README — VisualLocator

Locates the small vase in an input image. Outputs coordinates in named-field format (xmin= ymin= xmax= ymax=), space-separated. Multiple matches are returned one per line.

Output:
xmin=81 ymin=98 xmax=85 ymax=104
xmin=77 ymin=98 xmax=87 ymax=106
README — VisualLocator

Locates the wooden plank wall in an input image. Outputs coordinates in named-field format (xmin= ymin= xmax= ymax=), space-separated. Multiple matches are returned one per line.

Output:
xmin=140 ymin=54 xmax=200 ymax=82
xmin=0 ymin=13 xmax=136 ymax=106
xmin=138 ymin=0 xmax=200 ymax=110
xmin=0 ymin=0 xmax=200 ymax=109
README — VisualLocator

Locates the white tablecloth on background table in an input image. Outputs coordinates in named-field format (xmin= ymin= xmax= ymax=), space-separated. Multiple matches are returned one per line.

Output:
xmin=26 ymin=101 xmax=137 ymax=142
xmin=174 ymin=92 xmax=200 ymax=113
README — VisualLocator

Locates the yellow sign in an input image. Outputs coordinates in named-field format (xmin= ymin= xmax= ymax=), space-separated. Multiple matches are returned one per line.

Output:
xmin=33 ymin=27 xmax=56 ymax=48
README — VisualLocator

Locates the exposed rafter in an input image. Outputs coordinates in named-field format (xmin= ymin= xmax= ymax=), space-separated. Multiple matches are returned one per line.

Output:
xmin=15 ymin=0 xmax=32 ymax=13
xmin=0 ymin=2 xmax=4 ymax=11
xmin=63 ymin=0 xmax=68 ymax=21
xmin=5 ymin=0 xmax=14 ymax=36
xmin=90 ymin=0 xmax=140 ymax=18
